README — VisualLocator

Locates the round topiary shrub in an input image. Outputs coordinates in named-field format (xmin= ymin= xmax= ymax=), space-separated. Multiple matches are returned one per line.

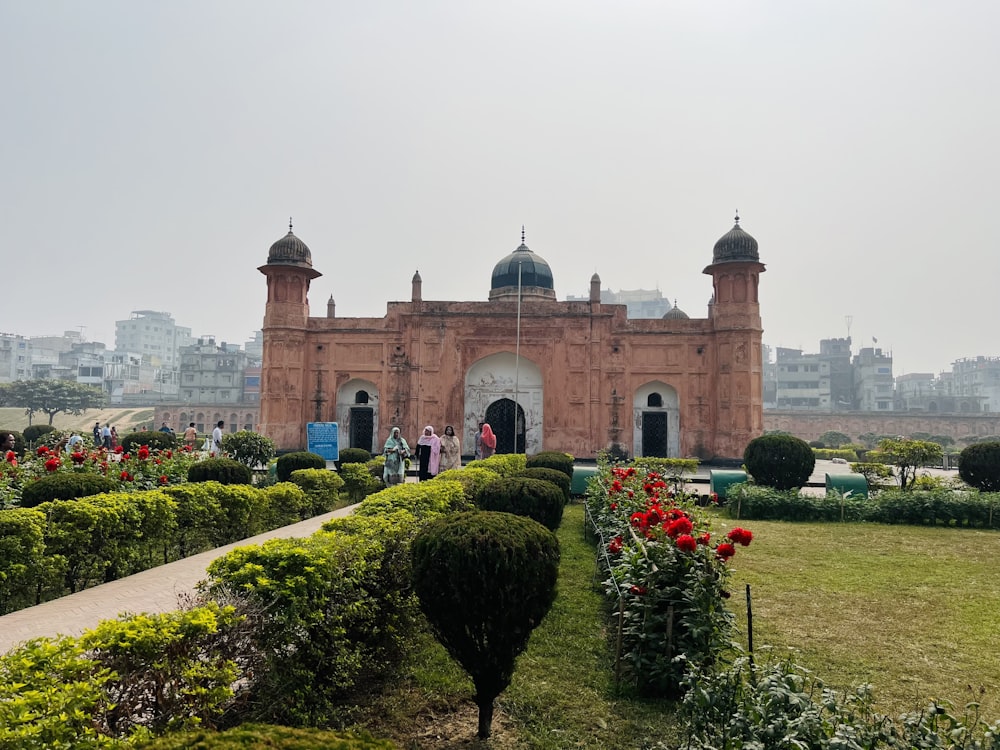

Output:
xmin=519 ymin=467 xmax=571 ymax=503
xmin=478 ymin=476 xmax=565 ymax=531
xmin=187 ymin=457 xmax=252 ymax=485
xmin=526 ymin=450 xmax=574 ymax=479
xmin=121 ymin=430 xmax=177 ymax=452
xmin=20 ymin=472 xmax=118 ymax=507
xmin=337 ymin=447 xmax=372 ymax=468
xmin=411 ymin=510 xmax=560 ymax=739
xmin=221 ymin=430 xmax=275 ymax=469
xmin=22 ymin=424 xmax=57 ymax=444
xmin=743 ymin=434 xmax=816 ymax=491
xmin=275 ymin=451 xmax=327 ymax=482
xmin=958 ymin=441 xmax=1000 ymax=492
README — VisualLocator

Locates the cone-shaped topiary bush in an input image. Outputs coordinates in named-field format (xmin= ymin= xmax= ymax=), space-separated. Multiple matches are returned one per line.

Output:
xmin=411 ymin=511 xmax=559 ymax=739
xmin=743 ymin=434 xmax=815 ymax=490
xmin=478 ymin=476 xmax=565 ymax=530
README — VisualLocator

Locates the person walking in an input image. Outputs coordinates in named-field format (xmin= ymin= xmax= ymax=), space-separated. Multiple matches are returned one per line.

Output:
xmin=480 ymin=423 xmax=497 ymax=459
xmin=382 ymin=427 xmax=410 ymax=486
xmin=183 ymin=422 xmax=198 ymax=450
xmin=474 ymin=422 xmax=484 ymax=460
xmin=212 ymin=420 xmax=224 ymax=454
xmin=101 ymin=423 xmax=112 ymax=450
xmin=439 ymin=425 xmax=461 ymax=472
xmin=93 ymin=421 xmax=101 ymax=446
xmin=415 ymin=426 xmax=441 ymax=481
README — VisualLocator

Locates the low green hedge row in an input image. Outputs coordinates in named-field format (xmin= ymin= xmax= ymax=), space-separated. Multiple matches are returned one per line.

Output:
xmin=0 ymin=479 xmax=344 ymax=615
xmin=811 ymin=448 xmax=860 ymax=461
xmin=726 ymin=483 xmax=1000 ymax=527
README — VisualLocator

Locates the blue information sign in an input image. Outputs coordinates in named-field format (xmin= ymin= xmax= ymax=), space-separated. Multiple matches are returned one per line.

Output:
xmin=306 ymin=422 xmax=339 ymax=461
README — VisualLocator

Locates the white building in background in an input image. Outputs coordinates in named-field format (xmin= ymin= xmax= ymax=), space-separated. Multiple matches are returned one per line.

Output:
xmin=566 ymin=287 xmax=674 ymax=319
xmin=953 ymin=356 xmax=1000 ymax=413
xmin=0 ymin=333 xmax=30 ymax=382
xmin=853 ymin=347 xmax=895 ymax=411
xmin=114 ymin=311 xmax=192 ymax=370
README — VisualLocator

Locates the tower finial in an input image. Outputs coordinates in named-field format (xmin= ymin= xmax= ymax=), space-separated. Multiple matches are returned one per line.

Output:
xmin=734 ymin=210 xmax=740 ymax=226
xmin=289 ymin=216 xmax=293 ymax=232
xmin=521 ymin=225 xmax=525 ymax=244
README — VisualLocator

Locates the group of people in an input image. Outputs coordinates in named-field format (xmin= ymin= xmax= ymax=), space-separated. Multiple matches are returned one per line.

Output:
xmin=92 ymin=422 xmax=118 ymax=450
xmin=381 ymin=422 xmax=497 ymax=486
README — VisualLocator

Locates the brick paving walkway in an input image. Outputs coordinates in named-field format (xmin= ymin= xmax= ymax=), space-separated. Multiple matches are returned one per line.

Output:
xmin=0 ymin=504 xmax=357 ymax=655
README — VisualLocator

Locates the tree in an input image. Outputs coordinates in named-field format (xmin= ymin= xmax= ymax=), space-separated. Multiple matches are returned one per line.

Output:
xmin=0 ymin=380 xmax=106 ymax=425
xmin=743 ymin=434 xmax=815 ymax=490
xmin=817 ymin=431 xmax=851 ymax=448
xmin=868 ymin=438 xmax=943 ymax=490
xmin=958 ymin=442 xmax=1000 ymax=492
xmin=220 ymin=430 xmax=275 ymax=470
xmin=411 ymin=511 xmax=560 ymax=739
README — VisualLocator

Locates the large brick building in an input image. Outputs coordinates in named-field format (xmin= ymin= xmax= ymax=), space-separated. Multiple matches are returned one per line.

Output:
xmin=258 ymin=218 xmax=766 ymax=460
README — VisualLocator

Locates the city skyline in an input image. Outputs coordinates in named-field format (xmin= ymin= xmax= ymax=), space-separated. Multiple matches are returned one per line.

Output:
xmin=3 ymin=2 xmax=998 ymax=376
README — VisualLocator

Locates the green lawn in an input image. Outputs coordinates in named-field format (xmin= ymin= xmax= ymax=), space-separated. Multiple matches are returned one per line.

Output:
xmin=724 ymin=516 xmax=1000 ymax=718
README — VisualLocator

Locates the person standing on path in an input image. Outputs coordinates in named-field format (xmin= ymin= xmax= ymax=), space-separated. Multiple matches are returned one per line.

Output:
xmin=438 ymin=425 xmax=461 ymax=472
xmin=93 ymin=422 xmax=101 ymax=446
xmin=183 ymin=422 xmax=198 ymax=450
xmin=212 ymin=420 xmax=224 ymax=454
xmin=474 ymin=422 xmax=484 ymax=460
xmin=101 ymin=424 xmax=112 ymax=450
xmin=415 ymin=426 xmax=441 ymax=481
xmin=382 ymin=427 xmax=410 ymax=486
xmin=480 ymin=423 xmax=497 ymax=459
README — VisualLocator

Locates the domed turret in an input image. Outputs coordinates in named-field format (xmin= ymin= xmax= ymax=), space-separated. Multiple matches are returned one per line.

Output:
xmin=711 ymin=213 xmax=759 ymax=264
xmin=662 ymin=299 xmax=689 ymax=320
xmin=489 ymin=228 xmax=556 ymax=300
xmin=265 ymin=219 xmax=316 ymax=270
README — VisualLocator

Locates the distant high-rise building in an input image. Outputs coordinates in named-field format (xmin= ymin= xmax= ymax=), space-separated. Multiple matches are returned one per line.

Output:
xmin=0 ymin=333 xmax=30 ymax=382
xmin=114 ymin=311 xmax=192 ymax=369
xmin=853 ymin=347 xmax=894 ymax=411
xmin=952 ymin=356 xmax=1000 ymax=413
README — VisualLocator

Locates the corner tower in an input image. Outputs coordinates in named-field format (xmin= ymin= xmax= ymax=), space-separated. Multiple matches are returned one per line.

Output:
xmin=258 ymin=220 xmax=322 ymax=448
xmin=703 ymin=214 xmax=766 ymax=457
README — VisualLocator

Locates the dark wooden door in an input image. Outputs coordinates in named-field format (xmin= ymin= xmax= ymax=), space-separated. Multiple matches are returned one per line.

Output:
xmin=641 ymin=411 xmax=668 ymax=457
xmin=485 ymin=398 xmax=526 ymax=454
xmin=349 ymin=407 xmax=374 ymax=453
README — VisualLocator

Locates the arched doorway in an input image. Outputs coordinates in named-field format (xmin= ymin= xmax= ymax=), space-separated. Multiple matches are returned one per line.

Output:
xmin=633 ymin=381 xmax=680 ymax=457
xmin=485 ymin=398 xmax=526 ymax=454
xmin=465 ymin=353 xmax=543 ymax=455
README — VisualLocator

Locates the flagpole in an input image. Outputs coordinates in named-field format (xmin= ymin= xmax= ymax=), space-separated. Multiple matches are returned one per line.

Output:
xmin=514 ymin=258 xmax=522 ymax=454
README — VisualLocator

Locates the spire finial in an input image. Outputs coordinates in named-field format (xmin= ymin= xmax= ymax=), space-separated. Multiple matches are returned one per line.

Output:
xmin=521 ymin=225 xmax=526 ymax=244
xmin=734 ymin=210 xmax=740 ymax=226
xmin=289 ymin=216 xmax=293 ymax=232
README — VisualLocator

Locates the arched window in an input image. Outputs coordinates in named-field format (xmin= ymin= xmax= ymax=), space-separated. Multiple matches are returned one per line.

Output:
xmin=355 ymin=390 xmax=370 ymax=404
xmin=647 ymin=393 xmax=663 ymax=408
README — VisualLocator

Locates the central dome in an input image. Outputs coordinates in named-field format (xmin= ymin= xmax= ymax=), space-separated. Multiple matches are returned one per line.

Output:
xmin=489 ymin=232 xmax=556 ymax=301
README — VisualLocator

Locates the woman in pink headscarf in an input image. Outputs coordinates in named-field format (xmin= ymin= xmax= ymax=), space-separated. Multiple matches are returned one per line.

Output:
xmin=480 ymin=422 xmax=497 ymax=459
xmin=416 ymin=425 xmax=441 ymax=481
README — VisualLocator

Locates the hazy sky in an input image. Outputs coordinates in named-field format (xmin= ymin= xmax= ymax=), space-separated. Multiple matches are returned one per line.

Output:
xmin=3 ymin=1 xmax=997 ymax=376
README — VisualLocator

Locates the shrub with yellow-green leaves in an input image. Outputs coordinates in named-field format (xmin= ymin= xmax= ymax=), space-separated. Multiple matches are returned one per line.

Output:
xmin=336 ymin=462 xmax=380 ymax=503
xmin=0 ymin=507 xmax=50 ymax=614
xmin=433 ymin=467 xmax=499 ymax=503
xmin=464 ymin=453 xmax=527 ymax=477
xmin=289 ymin=468 xmax=346 ymax=515
xmin=352 ymin=479 xmax=470 ymax=520
xmin=135 ymin=724 xmax=397 ymax=749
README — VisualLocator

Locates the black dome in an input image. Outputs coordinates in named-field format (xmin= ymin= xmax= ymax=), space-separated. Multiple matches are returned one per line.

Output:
xmin=266 ymin=226 xmax=314 ymax=268
xmin=712 ymin=215 xmax=759 ymax=264
xmin=490 ymin=242 xmax=554 ymax=291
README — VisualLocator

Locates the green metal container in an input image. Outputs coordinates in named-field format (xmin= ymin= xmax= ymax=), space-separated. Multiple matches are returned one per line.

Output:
xmin=709 ymin=469 xmax=748 ymax=499
xmin=571 ymin=465 xmax=599 ymax=496
xmin=825 ymin=472 xmax=868 ymax=498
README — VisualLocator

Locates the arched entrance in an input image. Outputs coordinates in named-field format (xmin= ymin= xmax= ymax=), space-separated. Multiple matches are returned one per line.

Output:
xmin=465 ymin=353 xmax=543 ymax=455
xmin=485 ymin=398 xmax=526 ymax=454
xmin=633 ymin=381 xmax=680 ymax=457
xmin=336 ymin=379 xmax=379 ymax=453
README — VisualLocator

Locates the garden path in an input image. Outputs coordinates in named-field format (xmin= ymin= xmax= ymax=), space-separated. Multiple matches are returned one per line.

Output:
xmin=0 ymin=503 xmax=359 ymax=655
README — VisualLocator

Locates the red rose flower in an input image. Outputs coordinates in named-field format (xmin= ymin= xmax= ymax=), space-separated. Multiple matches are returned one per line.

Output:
xmin=137 ymin=446 xmax=150 ymax=460
xmin=715 ymin=543 xmax=736 ymax=561
xmin=630 ymin=511 xmax=647 ymax=529
xmin=609 ymin=502 xmax=617 ymax=511
xmin=698 ymin=533 xmax=711 ymax=546
xmin=36 ymin=446 xmax=50 ymax=456
xmin=71 ymin=452 xmax=87 ymax=464
xmin=727 ymin=527 xmax=754 ymax=547
xmin=608 ymin=536 xmax=623 ymax=554
xmin=675 ymin=534 xmax=697 ymax=553
xmin=629 ymin=585 xmax=647 ymax=595
xmin=159 ymin=475 xmax=169 ymax=485
xmin=666 ymin=516 xmax=693 ymax=539
xmin=44 ymin=457 xmax=61 ymax=472
xmin=120 ymin=470 xmax=131 ymax=481
xmin=5 ymin=450 xmax=17 ymax=465
xmin=164 ymin=450 xmax=173 ymax=458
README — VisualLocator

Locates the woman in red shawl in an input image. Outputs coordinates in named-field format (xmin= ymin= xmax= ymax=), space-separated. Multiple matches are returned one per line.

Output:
xmin=480 ymin=422 xmax=497 ymax=459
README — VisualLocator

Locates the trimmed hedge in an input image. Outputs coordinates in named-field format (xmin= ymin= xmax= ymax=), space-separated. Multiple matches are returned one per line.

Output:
xmin=465 ymin=453 xmax=527 ymax=477
xmin=744 ymin=434 xmax=815 ymax=490
xmin=0 ymin=508 xmax=49 ymax=614
xmin=726 ymin=483 xmax=1000 ymax=528
xmin=289 ymin=467 xmax=346 ymax=516
xmin=20 ymin=472 xmax=118 ymax=507
xmin=958 ymin=441 xmax=1000 ymax=492
xmin=337 ymin=447 xmax=372 ymax=467
xmin=812 ymin=448 xmax=860 ymax=462
xmin=339 ymin=462 xmax=382 ymax=503
xmin=478 ymin=476 xmax=565 ymax=531
xmin=187 ymin=457 xmax=252 ymax=485
xmin=122 ymin=430 xmax=178 ymax=452
xmin=518 ymin=467 xmax=571 ymax=503
xmin=276 ymin=451 xmax=326 ymax=482
xmin=526 ymin=451 xmax=574 ymax=479
xmin=435 ymin=466 xmax=507 ymax=504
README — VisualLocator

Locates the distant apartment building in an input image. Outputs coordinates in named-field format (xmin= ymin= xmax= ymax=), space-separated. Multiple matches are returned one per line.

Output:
xmin=820 ymin=337 xmax=854 ymax=410
xmin=0 ymin=333 xmax=30 ymax=382
xmin=244 ymin=330 xmax=263 ymax=363
xmin=28 ymin=330 xmax=85 ymax=379
xmin=178 ymin=338 xmax=249 ymax=405
xmin=114 ymin=311 xmax=192 ymax=370
xmin=853 ymin=347 xmax=894 ymax=411
xmin=566 ymin=288 xmax=674 ymax=319
xmin=774 ymin=347 xmax=832 ymax=410
xmin=952 ymin=356 xmax=1000 ymax=412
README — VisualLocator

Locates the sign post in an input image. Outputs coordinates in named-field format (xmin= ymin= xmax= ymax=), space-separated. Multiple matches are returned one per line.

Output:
xmin=306 ymin=422 xmax=339 ymax=463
